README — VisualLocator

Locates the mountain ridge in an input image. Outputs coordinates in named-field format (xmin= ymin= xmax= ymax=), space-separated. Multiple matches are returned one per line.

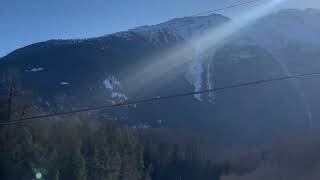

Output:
xmin=1 ymin=8 xmax=320 ymax=147
xmin=2 ymin=8 xmax=320 ymax=59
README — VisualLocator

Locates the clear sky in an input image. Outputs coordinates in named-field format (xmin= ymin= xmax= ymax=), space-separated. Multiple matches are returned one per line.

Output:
xmin=1 ymin=0 xmax=319 ymax=57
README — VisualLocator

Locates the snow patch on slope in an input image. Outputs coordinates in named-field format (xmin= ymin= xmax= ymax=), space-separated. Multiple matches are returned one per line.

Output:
xmin=111 ymin=92 xmax=128 ymax=101
xmin=185 ymin=47 xmax=217 ymax=102
xmin=103 ymin=75 xmax=128 ymax=102
xmin=26 ymin=67 xmax=45 ymax=72
xmin=185 ymin=49 xmax=205 ymax=101
xmin=206 ymin=62 xmax=215 ymax=103
xmin=103 ymin=76 xmax=120 ymax=90
xmin=60 ymin=82 xmax=70 ymax=85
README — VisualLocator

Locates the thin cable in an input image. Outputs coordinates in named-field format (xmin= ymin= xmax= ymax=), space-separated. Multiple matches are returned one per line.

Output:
xmin=1 ymin=72 xmax=320 ymax=126
xmin=193 ymin=0 xmax=265 ymax=16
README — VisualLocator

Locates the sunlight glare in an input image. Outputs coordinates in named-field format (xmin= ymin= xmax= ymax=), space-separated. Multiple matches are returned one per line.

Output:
xmin=123 ymin=0 xmax=288 ymax=94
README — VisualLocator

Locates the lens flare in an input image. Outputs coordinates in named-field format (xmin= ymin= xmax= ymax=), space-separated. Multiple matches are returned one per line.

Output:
xmin=36 ymin=172 xmax=42 ymax=179
xmin=123 ymin=0 xmax=287 ymax=94
xmin=196 ymin=0 xmax=287 ymax=52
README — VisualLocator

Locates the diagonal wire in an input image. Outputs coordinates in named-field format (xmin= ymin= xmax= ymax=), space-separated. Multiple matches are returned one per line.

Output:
xmin=1 ymin=72 xmax=320 ymax=126
xmin=193 ymin=0 xmax=265 ymax=16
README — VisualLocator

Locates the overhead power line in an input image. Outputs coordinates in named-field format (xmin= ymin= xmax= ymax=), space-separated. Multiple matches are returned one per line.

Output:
xmin=193 ymin=0 xmax=265 ymax=16
xmin=1 ymin=72 xmax=320 ymax=126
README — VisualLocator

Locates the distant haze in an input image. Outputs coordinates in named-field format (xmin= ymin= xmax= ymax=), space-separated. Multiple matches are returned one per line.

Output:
xmin=1 ymin=0 xmax=319 ymax=57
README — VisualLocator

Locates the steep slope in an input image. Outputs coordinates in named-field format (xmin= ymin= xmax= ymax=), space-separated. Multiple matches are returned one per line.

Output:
xmin=1 ymin=10 xmax=319 ymax=147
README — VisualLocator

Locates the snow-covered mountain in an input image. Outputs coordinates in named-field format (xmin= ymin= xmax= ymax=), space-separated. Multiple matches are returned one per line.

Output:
xmin=131 ymin=14 xmax=229 ymax=44
xmin=1 ymin=9 xmax=320 ymax=146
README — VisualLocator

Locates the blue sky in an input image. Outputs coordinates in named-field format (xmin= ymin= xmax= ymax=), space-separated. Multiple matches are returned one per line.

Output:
xmin=1 ymin=0 xmax=319 ymax=57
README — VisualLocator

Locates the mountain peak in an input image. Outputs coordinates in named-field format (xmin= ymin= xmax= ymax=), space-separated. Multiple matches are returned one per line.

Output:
xmin=130 ymin=13 xmax=229 ymax=43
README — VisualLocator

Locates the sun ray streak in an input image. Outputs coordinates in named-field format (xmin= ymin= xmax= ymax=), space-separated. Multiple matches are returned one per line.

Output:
xmin=123 ymin=0 xmax=288 ymax=94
